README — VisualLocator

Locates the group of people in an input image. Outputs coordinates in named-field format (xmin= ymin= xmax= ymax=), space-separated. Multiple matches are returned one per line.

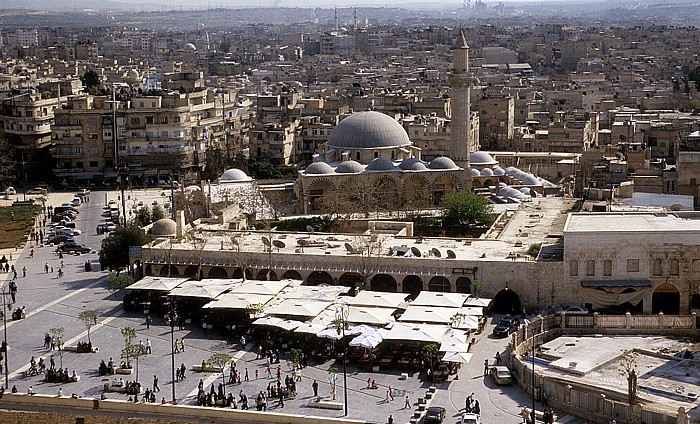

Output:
xmin=465 ymin=392 xmax=481 ymax=414
xmin=46 ymin=367 xmax=78 ymax=383
xmin=98 ymin=358 xmax=133 ymax=376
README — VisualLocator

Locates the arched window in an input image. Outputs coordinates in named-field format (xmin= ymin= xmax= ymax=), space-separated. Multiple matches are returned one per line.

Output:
xmin=569 ymin=260 xmax=578 ymax=277
xmin=652 ymin=258 xmax=662 ymax=276
xmin=670 ymin=259 xmax=680 ymax=276
xmin=586 ymin=260 xmax=595 ymax=276
xmin=603 ymin=259 xmax=612 ymax=276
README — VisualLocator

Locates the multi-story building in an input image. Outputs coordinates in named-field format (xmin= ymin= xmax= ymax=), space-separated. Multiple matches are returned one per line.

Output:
xmin=478 ymin=94 xmax=514 ymax=150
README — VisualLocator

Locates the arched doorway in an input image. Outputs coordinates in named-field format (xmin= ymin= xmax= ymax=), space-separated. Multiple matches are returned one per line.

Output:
xmin=370 ymin=274 xmax=397 ymax=292
xmin=232 ymin=268 xmax=253 ymax=280
xmin=492 ymin=288 xmax=520 ymax=315
xmin=652 ymin=283 xmax=680 ymax=314
xmin=338 ymin=273 xmax=364 ymax=291
xmin=132 ymin=260 xmax=143 ymax=280
xmin=159 ymin=265 xmax=179 ymax=277
xmin=282 ymin=270 xmax=302 ymax=280
xmin=307 ymin=271 xmax=333 ymax=286
xmin=428 ymin=276 xmax=451 ymax=292
xmin=145 ymin=264 xmax=152 ymax=276
xmin=208 ymin=267 xmax=228 ymax=279
xmin=256 ymin=269 xmax=279 ymax=281
xmin=455 ymin=277 xmax=472 ymax=294
xmin=184 ymin=265 xmax=199 ymax=278
xmin=402 ymin=275 xmax=423 ymax=299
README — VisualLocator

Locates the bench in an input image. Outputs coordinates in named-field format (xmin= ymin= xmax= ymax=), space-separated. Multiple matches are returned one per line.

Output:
xmin=103 ymin=383 xmax=142 ymax=394
xmin=115 ymin=368 xmax=133 ymax=375
xmin=62 ymin=345 xmax=99 ymax=353
xmin=305 ymin=399 xmax=344 ymax=410
xmin=191 ymin=365 xmax=223 ymax=373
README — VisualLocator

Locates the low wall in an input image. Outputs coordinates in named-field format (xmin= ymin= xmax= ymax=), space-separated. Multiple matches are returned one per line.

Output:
xmin=509 ymin=313 xmax=696 ymax=424
xmin=0 ymin=393 xmax=366 ymax=424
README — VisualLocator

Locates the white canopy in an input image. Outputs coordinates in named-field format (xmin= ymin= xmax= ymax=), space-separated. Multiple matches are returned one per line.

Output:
xmin=439 ymin=342 xmax=470 ymax=352
xmin=349 ymin=333 xmax=383 ymax=349
xmin=349 ymin=291 xmax=409 ymax=309
xmin=128 ymin=276 xmax=188 ymax=292
xmin=228 ymin=280 xmax=294 ymax=296
xmin=347 ymin=306 xmax=396 ymax=326
xmin=202 ymin=293 xmax=275 ymax=310
xmin=411 ymin=292 xmax=471 ymax=308
xmin=266 ymin=299 xmax=333 ymax=318
xmin=398 ymin=305 xmax=480 ymax=329
xmin=169 ymin=279 xmax=239 ymax=299
xmin=294 ymin=322 xmax=328 ymax=335
xmin=252 ymin=316 xmax=301 ymax=331
xmin=384 ymin=322 xmax=450 ymax=343
xmin=463 ymin=297 xmax=492 ymax=308
xmin=442 ymin=351 xmax=473 ymax=364
xmin=281 ymin=285 xmax=349 ymax=302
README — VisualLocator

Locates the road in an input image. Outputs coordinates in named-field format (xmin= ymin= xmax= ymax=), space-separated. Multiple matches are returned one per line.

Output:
xmin=0 ymin=188 xmax=584 ymax=424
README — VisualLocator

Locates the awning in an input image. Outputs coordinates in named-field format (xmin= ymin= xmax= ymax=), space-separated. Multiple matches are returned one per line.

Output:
xmin=128 ymin=276 xmax=188 ymax=292
xmin=349 ymin=291 xmax=409 ymax=309
xmin=202 ymin=293 xmax=274 ymax=310
xmin=581 ymin=279 xmax=652 ymax=287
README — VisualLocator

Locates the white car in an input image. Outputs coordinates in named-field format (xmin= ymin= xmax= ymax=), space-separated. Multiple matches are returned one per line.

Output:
xmin=559 ymin=306 xmax=589 ymax=314
xmin=4 ymin=187 xmax=16 ymax=195
xmin=461 ymin=413 xmax=481 ymax=424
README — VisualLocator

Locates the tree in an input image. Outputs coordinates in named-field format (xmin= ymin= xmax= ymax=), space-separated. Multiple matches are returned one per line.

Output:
xmin=208 ymin=352 xmax=232 ymax=395
xmin=440 ymin=190 xmax=495 ymax=228
xmin=0 ymin=137 xmax=15 ymax=190
xmin=421 ymin=343 xmax=440 ymax=380
xmin=688 ymin=65 xmax=700 ymax=91
xmin=80 ymin=69 xmax=102 ymax=94
xmin=470 ymin=279 xmax=485 ymax=298
xmin=133 ymin=206 xmax=152 ymax=227
xmin=286 ymin=348 xmax=305 ymax=370
xmin=619 ymin=353 xmax=638 ymax=405
xmin=203 ymin=144 xmax=228 ymax=181
xmin=78 ymin=310 xmax=98 ymax=344
xmin=151 ymin=204 xmax=166 ymax=221
xmin=121 ymin=326 xmax=136 ymax=358
xmin=245 ymin=303 xmax=265 ymax=319
xmin=108 ymin=271 xmax=134 ymax=293
xmin=99 ymin=225 xmax=149 ymax=270
xmin=50 ymin=327 xmax=65 ymax=368
xmin=122 ymin=343 xmax=148 ymax=383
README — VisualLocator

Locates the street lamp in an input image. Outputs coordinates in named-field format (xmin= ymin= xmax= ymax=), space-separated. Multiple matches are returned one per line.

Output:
xmin=335 ymin=302 xmax=350 ymax=417
xmin=1 ymin=284 xmax=9 ymax=389
xmin=168 ymin=299 xmax=177 ymax=404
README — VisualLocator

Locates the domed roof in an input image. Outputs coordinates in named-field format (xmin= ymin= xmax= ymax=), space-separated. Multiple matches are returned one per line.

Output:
xmin=366 ymin=157 xmax=398 ymax=172
xmin=151 ymin=218 xmax=177 ymax=236
xmin=480 ymin=168 xmax=494 ymax=176
xmin=183 ymin=43 xmax=196 ymax=51
xmin=519 ymin=187 xmax=534 ymax=196
xmin=185 ymin=185 xmax=201 ymax=191
xmin=305 ymin=162 xmax=334 ymax=175
xmin=470 ymin=151 xmax=498 ymax=166
xmin=470 ymin=168 xmax=481 ymax=176
xmin=335 ymin=160 xmax=364 ymax=174
xmin=327 ymin=111 xmax=411 ymax=149
xmin=497 ymin=186 xmax=529 ymax=202
xmin=220 ymin=168 xmax=252 ymax=182
xmin=504 ymin=166 xmax=518 ymax=176
xmin=493 ymin=166 xmax=505 ymax=176
xmin=429 ymin=157 xmax=458 ymax=170
xmin=399 ymin=158 xmax=427 ymax=171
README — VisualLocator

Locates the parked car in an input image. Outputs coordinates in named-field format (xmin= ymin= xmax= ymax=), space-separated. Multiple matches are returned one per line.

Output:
xmin=493 ymin=316 xmax=520 ymax=337
xmin=77 ymin=188 xmax=91 ymax=196
xmin=70 ymin=197 xmax=82 ymax=206
xmin=489 ymin=365 xmax=513 ymax=385
xmin=461 ymin=413 xmax=481 ymax=424
xmin=47 ymin=235 xmax=75 ymax=245
xmin=424 ymin=406 xmax=446 ymax=424
xmin=4 ymin=186 xmax=16 ymax=195
xmin=27 ymin=187 xmax=47 ymax=195
xmin=557 ymin=306 xmax=589 ymax=314
xmin=58 ymin=242 xmax=91 ymax=254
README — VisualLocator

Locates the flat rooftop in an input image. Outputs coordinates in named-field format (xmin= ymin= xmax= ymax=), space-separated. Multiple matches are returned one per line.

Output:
xmin=565 ymin=212 xmax=700 ymax=233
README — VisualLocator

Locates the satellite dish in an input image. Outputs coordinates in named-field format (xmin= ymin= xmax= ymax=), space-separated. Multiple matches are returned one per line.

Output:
xmin=306 ymin=225 xmax=315 ymax=233
xmin=262 ymin=236 xmax=271 ymax=248
xmin=431 ymin=248 xmax=441 ymax=258
xmin=344 ymin=242 xmax=356 ymax=254
xmin=272 ymin=240 xmax=286 ymax=249
xmin=411 ymin=247 xmax=422 ymax=258
xmin=297 ymin=239 xmax=308 ymax=246
xmin=446 ymin=249 xmax=456 ymax=259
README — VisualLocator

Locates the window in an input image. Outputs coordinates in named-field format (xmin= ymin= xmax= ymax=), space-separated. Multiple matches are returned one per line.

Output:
xmin=88 ymin=118 xmax=97 ymax=126
xmin=160 ymin=117 xmax=168 ymax=124
xmin=627 ymin=259 xmax=639 ymax=273
xmin=173 ymin=116 xmax=181 ymax=123
xmin=586 ymin=260 xmax=595 ymax=276
xmin=670 ymin=259 xmax=679 ymax=276
xmin=693 ymin=259 xmax=700 ymax=273
xmin=90 ymin=161 xmax=98 ymax=167
xmin=76 ymin=162 xmax=83 ymax=169
xmin=88 ymin=133 xmax=98 ymax=140
xmin=652 ymin=259 xmax=662 ymax=276
xmin=146 ymin=116 xmax=154 ymax=124
xmin=569 ymin=260 xmax=578 ymax=277
xmin=131 ymin=118 xmax=140 ymax=125
xmin=356 ymin=152 xmax=361 ymax=161
xmin=603 ymin=259 xmax=612 ymax=276
xmin=374 ymin=152 xmax=379 ymax=159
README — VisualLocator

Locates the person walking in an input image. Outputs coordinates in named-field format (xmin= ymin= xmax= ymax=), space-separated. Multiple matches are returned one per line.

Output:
xmin=484 ymin=359 xmax=489 ymax=376
xmin=145 ymin=314 xmax=152 ymax=329
xmin=44 ymin=263 xmax=49 ymax=273
xmin=266 ymin=365 xmax=272 ymax=378
xmin=495 ymin=351 xmax=502 ymax=365
xmin=153 ymin=375 xmax=160 ymax=392
xmin=22 ymin=266 xmax=26 ymax=277
xmin=174 ymin=338 xmax=180 ymax=353
xmin=179 ymin=338 xmax=185 ymax=352
xmin=146 ymin=339 xmax=152 ymax=354
xmin=404 ymin=395 xmax=411 ymax=409
xmin=244 ymin=368 xmax=249 ymax=382
xmin=312 ymin=380 xmax=318 ymax=397
xmin=388 ymin=415 xmax=393 ymax=424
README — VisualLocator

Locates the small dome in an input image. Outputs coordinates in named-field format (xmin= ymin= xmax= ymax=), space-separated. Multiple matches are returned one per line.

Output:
xmin=151 ymin=218 xmax=177 ymax=236
xmin=480 ymin=168 xmax=494 ymax=176
xmin=305 ymin=162 xmax=334 ymax=175
xmin=520 ymin=187 xmax=536 ymax=197
xmin=519 ymin=174 xmax=541 ymax=186
xmin=504 ymin=166 xmax=518 ymax=176
xmin=366 ymin=157 xmax=397 ymax=172
xmin=493 ymin=166 xmax=505 ymax=176
xmin=220 ymin=168 xmax=252 ymax=182
xmin=470 ymin=151 xmax=498 ymax=166
xmin=185 ymin=185 xmax=201 ymax=192
xmin=470 ymin=168 xmax=481 ymax=176
xmin=327 ymin=111 xmax=411 ymax=149
xmin=335 ymin=160 xmax=364 ymax=174
xmin=183 ymin=43 xmax=196 ymax=51
xmin=497 ymin=186 xmax=529 ymax=201
xmin=429 ymin=157 xmax=458 ymax=170
xmin=399 ymin=158 xmax=427 ymax=171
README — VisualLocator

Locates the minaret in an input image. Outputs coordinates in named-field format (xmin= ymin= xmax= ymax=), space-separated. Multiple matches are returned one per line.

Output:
xmin=448 ymin=29 xmax=472 ymax=188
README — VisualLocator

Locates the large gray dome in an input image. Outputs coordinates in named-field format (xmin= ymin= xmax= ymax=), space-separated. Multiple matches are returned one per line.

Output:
xmin=470 ymin=151 xmax=498 ymax=166
xmin=366 ymin=157 xmax=398 ymax=172
xmin=220 ymin=168 xmax=252 ymax=182
xmin=327 ymin=111 xmax=411 ymax=149
xmin=151 ymin=218 xmax=177 ymax=236
xmin=429 ymin=157 xmax=458 ymax=170
xmin=305 ymin=162 xmax=334 ymax=175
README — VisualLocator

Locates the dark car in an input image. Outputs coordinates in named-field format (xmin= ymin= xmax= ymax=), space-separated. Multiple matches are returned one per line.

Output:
xmin=424 ymin=406 xmax=446 ymax=424
xmin=493 ymin=317 xmax=520 ymax=337
xmin=47 ymin=235 xmax=75 ymax=245
xmin=58 ymin=242 xmax=91 ymax=254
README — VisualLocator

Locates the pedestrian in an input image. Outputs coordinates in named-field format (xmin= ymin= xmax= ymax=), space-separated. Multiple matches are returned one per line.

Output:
xmin=541 ymin=390 xmax=548 ymax=407
xmin=386 ymin=389 xmax=391 ymax=402
xmin=180 ymin=363 xmax=186 ymax=380
xmin=22 ymin=266 xmax=26 ymax=277
xmin=179 ymin=338 xmax=185 ymax=352
xmin=473 ymin=399 xmax=481 ymax=414
xmin=244 ymin=368 xmax=249 ymax=382
xmin=174 ymin=338 xmax=180 ymax=353
xmin=367 ymin=377 xmax=371 ymax=388
xmin=496 ymin=351 xmax=502 ymax=364
xmin=404 ymin=395 xmax=411 ymax=408
xmin=484 ymin=359 xmax=489 ymax=376
xmin=255 ymin=369 xmax=259 ymax=380
xmin=202 ymin=321 xmax=208 ymax=335
xmin=609 ymin=417 xmax=616 ymax=424
xmin=312 ymin=379 xmax=318 ymax=397
xmin=278 ymin=390 xmax=284 ymax=407
xmin=153 ymin=375 xmax=160 ymax=392
xmin=45 ymin=263 xmax=49 ymax=273
xmin=145 ymin=314 xmax=151 ymax=329
xmin=266 ymin=365 xmax=272 ymax=378
xmin=28 ymin=386 xmax=33 ymax=395
xmin=388 ymin=415 xmax=393 ymax=424
xmin=58 ymin=387 xmax=63 ymax=397
xmin=146 ymin=339 xmax=152 ymax=354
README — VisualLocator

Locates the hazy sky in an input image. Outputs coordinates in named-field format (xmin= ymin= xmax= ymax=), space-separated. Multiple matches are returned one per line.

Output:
xmin=106 ymin=0 xmax=555 ymax=7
